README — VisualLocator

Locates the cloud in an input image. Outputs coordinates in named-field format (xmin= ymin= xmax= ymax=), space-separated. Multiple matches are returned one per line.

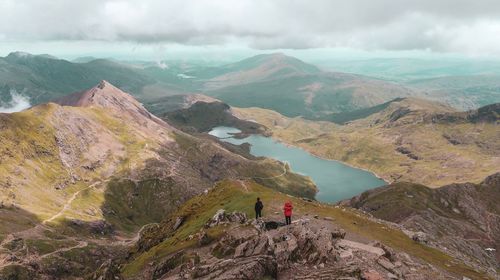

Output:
xmin=1 ymin=0 xmax=500 ymax=55
xmin=0 ymin=91 xmax=31 ymax=113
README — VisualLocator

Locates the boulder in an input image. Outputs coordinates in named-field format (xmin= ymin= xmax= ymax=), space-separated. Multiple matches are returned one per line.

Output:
xmin=206 ymin=209 xmax=247 ymax=228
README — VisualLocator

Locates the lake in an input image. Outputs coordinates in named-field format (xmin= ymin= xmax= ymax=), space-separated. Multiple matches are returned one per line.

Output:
xmin=209 ymin=126 xmax=386 ymax=203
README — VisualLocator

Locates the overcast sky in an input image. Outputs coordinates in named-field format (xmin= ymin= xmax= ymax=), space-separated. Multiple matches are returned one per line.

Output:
xmin=1 ymin=0 xmax=500 ymax=59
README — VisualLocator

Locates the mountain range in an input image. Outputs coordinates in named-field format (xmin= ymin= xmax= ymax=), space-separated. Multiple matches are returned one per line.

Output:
xmin=3 ymin=51 xmax=498 ymax=120
xmin=0 ymin=53 xmax=498 ymax=279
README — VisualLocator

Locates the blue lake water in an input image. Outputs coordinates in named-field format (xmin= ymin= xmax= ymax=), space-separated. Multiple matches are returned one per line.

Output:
xmin=209 ymin=126 xmax=386 ymax=203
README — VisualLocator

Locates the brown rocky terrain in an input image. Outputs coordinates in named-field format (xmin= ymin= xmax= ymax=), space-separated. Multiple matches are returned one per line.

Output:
xmin=110 ymin=180 xmax=492 ymax=280
xmin=343 ymin=173 xmax=500 ymax=276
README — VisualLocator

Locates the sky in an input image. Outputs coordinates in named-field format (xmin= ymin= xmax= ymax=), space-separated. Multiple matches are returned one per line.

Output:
xmin=1 ymin=0 xmax=500 ymax=60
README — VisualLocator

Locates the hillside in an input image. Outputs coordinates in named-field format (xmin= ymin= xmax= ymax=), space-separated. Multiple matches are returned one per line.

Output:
xmin=407 ymin=74 xmax=500 ymax=110
xmin=343 ymin=173 xmax=500 ymax=273
xmin=234 ymin=98 xmax=499 ymax=187
xmin=0 ymin=52 xmax=194 ymax=107
xmin=113 ymin=179 xmax=492 ymax=280
xmin=0 ymin=81 xmax=316 ymax=279
xmin=204 ymin=54 xmax=415 ymax=118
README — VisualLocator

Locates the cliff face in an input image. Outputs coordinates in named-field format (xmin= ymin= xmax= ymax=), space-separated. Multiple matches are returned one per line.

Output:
xmin=344 ymin=173 xmax=500 ymax=273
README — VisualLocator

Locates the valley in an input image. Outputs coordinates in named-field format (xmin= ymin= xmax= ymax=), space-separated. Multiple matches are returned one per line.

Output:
xmin=1 ymin=2 xmax=500 ymax=279
xmin=234 ymin=98 xmax=499 ymax=187
xmin=0 ymin=53 xmax=498 ymax=280
xmin=209 ymin=126 xmax=385 ymax=202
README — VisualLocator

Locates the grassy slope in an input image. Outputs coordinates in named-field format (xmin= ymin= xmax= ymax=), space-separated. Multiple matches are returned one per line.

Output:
xmin=233 ymin=102 xmax=499 ymax=187
xmin=121 ymin=180 xmax=490 ymax=280
xmin=0 ymin=103 xmax=155 ymax=227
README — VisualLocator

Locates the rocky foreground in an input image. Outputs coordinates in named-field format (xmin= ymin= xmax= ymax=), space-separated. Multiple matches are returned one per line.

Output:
xmin=102 ymin=180 xmax=493 ymax=280
xmin=104 ymin=209 xmax=470 ymax=280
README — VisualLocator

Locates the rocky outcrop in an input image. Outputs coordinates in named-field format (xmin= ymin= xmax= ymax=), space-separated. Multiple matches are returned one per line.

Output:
xmin=147 ymin=218 xmax=457 ymax=280
xmin=205 ymin=209 xmax=248 ymax=228
xmin=344 ymin=173 xmax=500 ymax=276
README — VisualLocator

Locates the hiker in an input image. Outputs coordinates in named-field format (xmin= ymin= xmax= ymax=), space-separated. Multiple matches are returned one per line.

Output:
xmin=255 ymin=197 xmax=263 ymax=219
xmin=283 ymin=201 xmax=293 ymax=225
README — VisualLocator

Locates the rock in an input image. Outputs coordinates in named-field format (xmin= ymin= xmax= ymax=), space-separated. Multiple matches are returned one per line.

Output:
xmin=323 ymin=216 xmax=334 ymax=221
xmin=264 ymin=220 xmax=285 ymax=230
xmin=234 ymin=241 xmax=250 ymax=258
xmin=173 ymin=216 xmax=185 ymax=231
xmin=387 ymin=272 xmax=398 ymax=279
xmin=373 ymin=242 xmax=396 ymax=262
xmin=362 ymin=270 xmax=384 ymax=280
xmin=198 ymin=231 xmax=211 ymax=246
xmin=411 ymin=231 xmax=428 ymax=244
xmin=339 ymin=249 xmax=353 ymax=260
xmin=90 ymin=260 xmax=123 ymax=280
xmin=206 ymin=209 xmax=247 ymax=227
xmin=377 ymin=257 xmax=396 ymax=273
xmin=331 ymin=228 xmax=346 ymax=239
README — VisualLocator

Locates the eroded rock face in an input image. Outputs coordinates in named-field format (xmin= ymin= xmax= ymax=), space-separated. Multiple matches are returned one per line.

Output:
xmin=149 ymin=218 xmax=461 ymax=280
xmin=344 ymin=173 xmax=500 ymax=276
xmin=205 ymin=209 xmax=248 ymax=228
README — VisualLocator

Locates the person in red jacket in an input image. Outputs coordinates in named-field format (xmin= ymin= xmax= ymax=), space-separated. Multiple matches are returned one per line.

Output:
xmin=283 ymin=201 xmax=293 ymax=225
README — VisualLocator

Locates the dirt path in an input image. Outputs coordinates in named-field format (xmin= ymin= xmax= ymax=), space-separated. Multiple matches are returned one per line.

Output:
xmin=39 ymin=240 xmax=88 ymax=259
xmin=42 ymin=181 xmax=103 ymax=225
xmin=238 ymin=161 xmax=288 ymax=181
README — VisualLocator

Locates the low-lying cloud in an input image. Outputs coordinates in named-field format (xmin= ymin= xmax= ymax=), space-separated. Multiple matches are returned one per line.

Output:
xmin=0 ymin=91 xmax=31 ymax=113
xmin=1 ymin=0 xmax=500 ymax=55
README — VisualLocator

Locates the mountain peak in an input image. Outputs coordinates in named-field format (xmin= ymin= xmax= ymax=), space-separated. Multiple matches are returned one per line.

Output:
xmin=54 ymin=80 xmax=134 ymax=108
xmin=53 ymin=80 xmax=173 ymax=129
xmin=5 ymin=51 xmax=58 ymax=60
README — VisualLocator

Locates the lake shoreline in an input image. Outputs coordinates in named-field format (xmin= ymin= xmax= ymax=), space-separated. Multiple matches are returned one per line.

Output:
xmin=210 ymin=126 xmax=387 ymax=202
xmin=275 ymin=139 xmax=390 ymax=185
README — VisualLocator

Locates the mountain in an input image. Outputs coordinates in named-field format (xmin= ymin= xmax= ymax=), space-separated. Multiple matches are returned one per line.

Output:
xmin=407 ymin=74 xmax=500 ymax=110
xmin=0 ymin=52 xmax=154 ymax=104
xmin=343 ymin=173 xmax=500 ymax=273
xmin=115 ymin=179 xmax=492 ymax=280
xmin=202 ymin=54 xmax=415 ymax=118
xmin=0 ymin=52 xmax=196 ymax=107
xmin=143 ymin=94 xmax=219 ymax=115
xmin=0 ymin=81 xmax=315 ymax=279
xmin=234 ymin=98 xmax=499 ymax=187
xmin=0 ymin=82 xmax=495 ymax=280
xmin=192 ymin=53 xmax=322 ymax=89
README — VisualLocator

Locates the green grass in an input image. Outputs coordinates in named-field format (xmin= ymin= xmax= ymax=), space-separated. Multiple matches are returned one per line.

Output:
xmin=122 ymin=180 xmax=491 ymax=280
xmin=236 ymin=105 xmax=498 ymax=187
xmin=25 ymin=239 xmax=78 ymax=255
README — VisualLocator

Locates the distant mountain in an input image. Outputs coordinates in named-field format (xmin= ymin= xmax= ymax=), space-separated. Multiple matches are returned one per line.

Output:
xmin=193 ymin=53 xmax=322 ymax=89
xmin=0 ymin=52 xmax=197 ymax=107
xmin=406 ymin=74 xmax=500 ymax=110
xmin=316 ymin=57 xmax=500 ymax=82
xmin=71 ymin=56 xmax=99 ymax=63
xmin=0 ymin=52 xmax=156 ymax=104
xmin=202 ymin=53 xmax=414 ymax=118
xmin=344 ymin=173 xmax=500 ymax=272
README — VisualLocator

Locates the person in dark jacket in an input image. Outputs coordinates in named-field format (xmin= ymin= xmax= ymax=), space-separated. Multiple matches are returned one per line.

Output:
xmin=283 ymin=201 xmax=293 ymax=225
xmin=255 ymin=197 xmax=263 ymax=219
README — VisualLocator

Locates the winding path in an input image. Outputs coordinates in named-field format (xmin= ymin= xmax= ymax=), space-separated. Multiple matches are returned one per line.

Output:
xmin=42 ymin=181 xmax=103 ymax=224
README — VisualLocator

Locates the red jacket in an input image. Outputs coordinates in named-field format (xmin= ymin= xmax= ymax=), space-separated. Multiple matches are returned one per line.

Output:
xmin=283 ymin=202 xmax=293 ymax=217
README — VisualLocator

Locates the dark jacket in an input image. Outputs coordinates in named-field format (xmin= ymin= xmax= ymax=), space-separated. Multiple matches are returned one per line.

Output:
xmin=255 ymin=201 xmax=263 ymax=211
